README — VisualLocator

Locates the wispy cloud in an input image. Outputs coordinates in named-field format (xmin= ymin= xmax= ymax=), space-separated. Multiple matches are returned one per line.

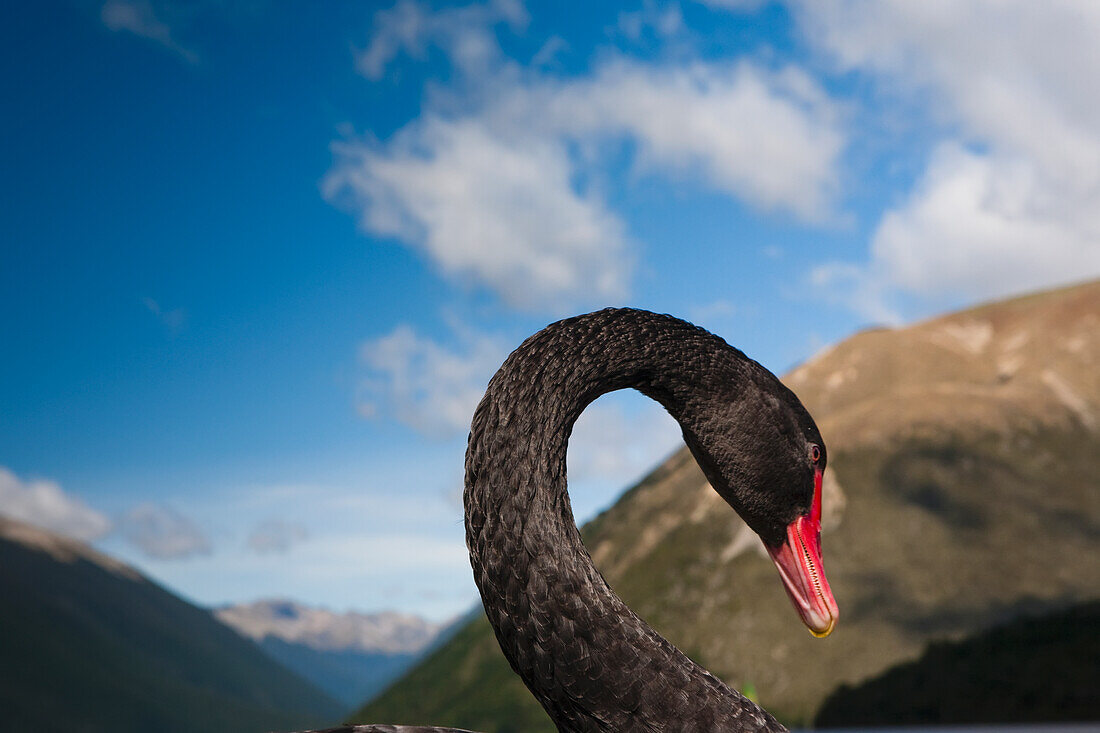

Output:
xmin=568 ymin=396 xmax=681 ymax=486
xmin=357 ymin=0 xmax=527 ymax=81
xmin=0 ymin=468 xmax=219 ymax=561
xmin=356 ymin=319 xmax=682 ymax=503
xmin=687 ymin=299 xmax=740 ymax=330
xmin=247 ymin=519 xmax=309 ymax=554
xmin=793 ymin=0 xmax=1100 ymax=318
xmin=100 ymin=0 xmax=197 ymax=62
xmin=699 ymin=0 xmax=768 ymax=11
xmin=292 ymin=533 xmax=471 ymax=579
xmin=141 ymin=297 xmax=187 ymax=333
xmin=616 ymin=1 xmax=684 ymax=42
xmin=809 ymin=260 xmax=900 ymax=325
xmin=0 ymin=467 xmax=112 ymax=542
xmin=357 ymin=318 xmax=507 ymax=437
xmin=119 ymin=502 xmax=211 ymax=559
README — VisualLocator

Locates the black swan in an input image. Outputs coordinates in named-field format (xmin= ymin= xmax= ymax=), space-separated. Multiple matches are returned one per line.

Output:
xmin=310 ymin=308 xmax=838 ymax=733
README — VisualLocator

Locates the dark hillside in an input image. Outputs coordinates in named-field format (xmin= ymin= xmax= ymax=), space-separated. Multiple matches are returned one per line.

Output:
xmin=0 ymin=518 xmax=342 ymax=733
xmin=816 ymin=601 xmax=1100 ymax=726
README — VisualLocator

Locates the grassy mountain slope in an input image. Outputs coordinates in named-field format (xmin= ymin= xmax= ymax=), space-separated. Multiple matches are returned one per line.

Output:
xmin=0 ymin=518 xmax=343 ymax=733
xmin=355 ymin=280 xmax=1100 ymax=730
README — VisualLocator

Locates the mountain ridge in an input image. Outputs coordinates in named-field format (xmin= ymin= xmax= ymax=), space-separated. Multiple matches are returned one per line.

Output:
xmin=216 ymin=598 xmax=444 ymax=655
xmin=0 ymin=515 xmax=343 ymax=733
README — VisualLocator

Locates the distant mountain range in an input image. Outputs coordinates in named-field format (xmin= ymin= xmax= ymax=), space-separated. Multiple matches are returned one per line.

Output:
xmin=0 ymin=517 xmax=343 ymax=733
xmin=355 ymin=279 xmax=1100 ymax=730
xmin=216 ymin=599 xmax=447 ymax=708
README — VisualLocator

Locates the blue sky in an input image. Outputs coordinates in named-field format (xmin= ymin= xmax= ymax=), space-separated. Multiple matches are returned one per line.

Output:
xmin=2 ymin=0 xmax=1099 ymax=621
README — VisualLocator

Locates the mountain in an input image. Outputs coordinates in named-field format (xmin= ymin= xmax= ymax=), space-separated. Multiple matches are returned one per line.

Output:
xmin=815 ymin=600 xmax=1100 ymax=726
xmin=216 ymin=599 xmax=446 ymax=708
xmin=0 ymin=517 xmax=343 ymax=733
xmin=353 ymin=279 xmax=1100 ymax=730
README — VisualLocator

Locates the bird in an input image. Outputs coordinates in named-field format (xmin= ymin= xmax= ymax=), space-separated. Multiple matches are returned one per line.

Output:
xmin=307 ymin=308 xmax=838 ymax=733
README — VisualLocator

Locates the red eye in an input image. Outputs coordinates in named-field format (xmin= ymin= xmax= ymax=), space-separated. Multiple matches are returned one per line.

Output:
xmin=810 ymin=444 xmax=822 ymax=464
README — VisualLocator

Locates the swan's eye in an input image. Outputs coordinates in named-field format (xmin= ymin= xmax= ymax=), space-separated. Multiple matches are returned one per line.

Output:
xmin=810 ymin=444 xmax=821 ymax=464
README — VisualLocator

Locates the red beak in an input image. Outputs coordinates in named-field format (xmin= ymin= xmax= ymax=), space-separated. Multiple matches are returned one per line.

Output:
xmin=764 ymin=468 xmax=839 ymax=637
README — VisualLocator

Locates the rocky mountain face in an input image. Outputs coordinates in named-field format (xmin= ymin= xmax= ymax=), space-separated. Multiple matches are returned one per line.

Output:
xmin=354 ymin=279 xmax=1100 ymax=730
xmin=0 ymin=517 xmax=342 ymax=733
xmin=216 ymin=599 xmax=446 ymax=707
xmin=786 ymin=277 xmax=1099 ymax=447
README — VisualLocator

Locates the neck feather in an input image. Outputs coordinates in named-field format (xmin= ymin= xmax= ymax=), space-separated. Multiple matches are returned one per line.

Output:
xmin=463 ymin=309 xmax=783 ymax=733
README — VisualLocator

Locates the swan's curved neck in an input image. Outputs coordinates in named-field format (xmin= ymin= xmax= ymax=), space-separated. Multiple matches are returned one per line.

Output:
xmin=464 ymin=309 xmax=780 ymax=733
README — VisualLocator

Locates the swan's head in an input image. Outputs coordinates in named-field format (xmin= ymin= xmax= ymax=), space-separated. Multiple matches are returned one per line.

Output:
xmin=760 ymin=451 xmax=839 ymax=638
xmin=680 ymin=364 xmax=839 ymax=637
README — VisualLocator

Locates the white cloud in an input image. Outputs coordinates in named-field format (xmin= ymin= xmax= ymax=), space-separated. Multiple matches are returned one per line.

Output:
xmin=357 ymin=0 xmax=528 ymax=81
xmin=795 ymin=0 xmax=1100 ymax=316
xmin=542 ymin=60 xmax=844 ymax=222
xmin=870 ymin=145 xmax=1100 ymax=301
xmin=119 ymin=502 xmax=211 ymax=559
xmin=247 ymin=519 xmax=309 ymax=554
xmin=331 ymin=4 xmax=847 ymax=312
xmin=0 ymin=467 xmax=111 ymax=542
xmin=357 ymin=319 xmax=508 ymax=436
xmin=327 ymin=119 xmax=632 ymax=312
xmin=699 ymin=0 xmax=767 ymax=10
xmin=798 ymin=0 xmax=1100 ymax=187
xmin=100 ymin=0 xmax=196 ymax=62
xmin=617 ymin=1 xmax=684 ymax=42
